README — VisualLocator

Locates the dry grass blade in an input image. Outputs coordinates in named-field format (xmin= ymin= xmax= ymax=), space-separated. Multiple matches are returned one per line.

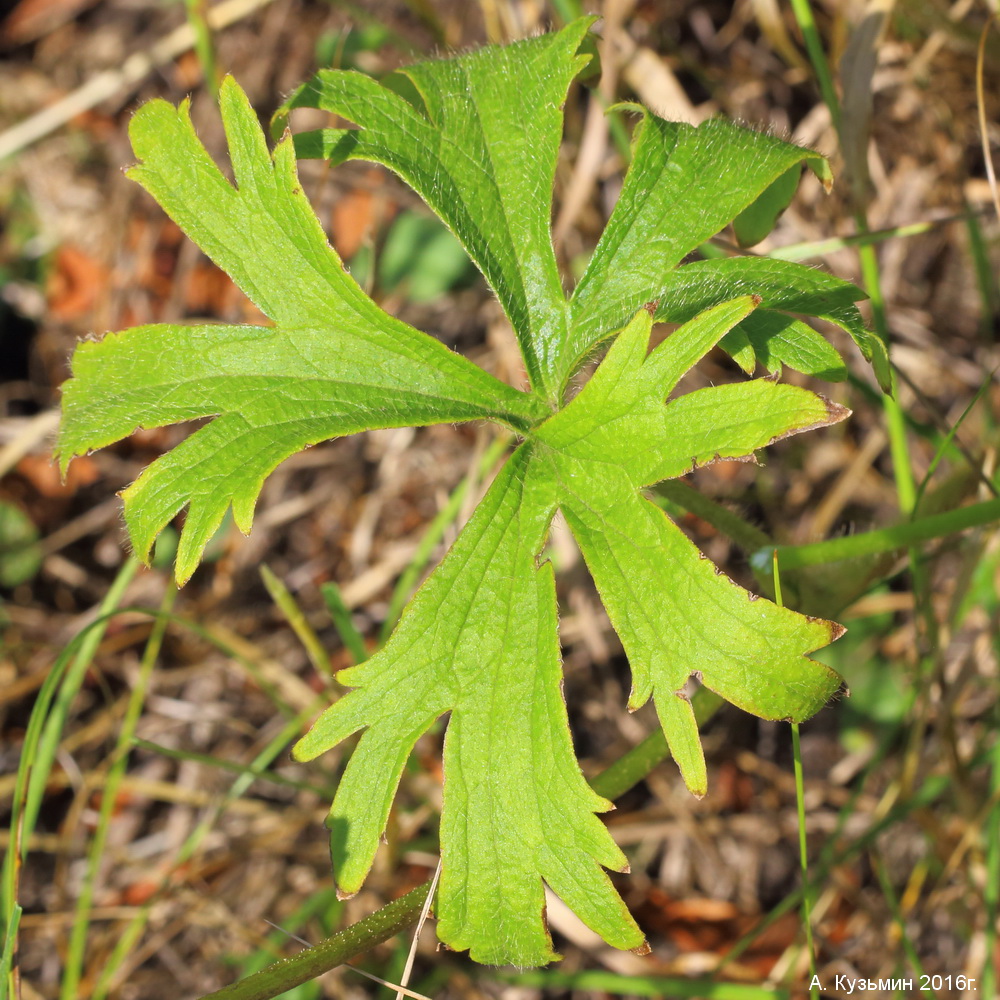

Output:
xmin=976 ymin=13 xmax=1000 ymax=222
xmin=393 ymin=858 xmax=441 ymax=1000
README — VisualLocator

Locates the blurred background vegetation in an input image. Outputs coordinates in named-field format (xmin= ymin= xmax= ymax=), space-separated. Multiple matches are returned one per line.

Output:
xmin=2 ymin=0 xmax=999 ymax=997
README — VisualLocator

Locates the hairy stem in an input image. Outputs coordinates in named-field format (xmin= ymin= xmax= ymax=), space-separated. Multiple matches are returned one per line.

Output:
xmin=198 ymin=883 xmax=432 ymax=1000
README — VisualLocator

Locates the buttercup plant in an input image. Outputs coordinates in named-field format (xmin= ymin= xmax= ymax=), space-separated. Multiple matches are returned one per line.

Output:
xmin=59 ymin=19 xmax=888 ymax=968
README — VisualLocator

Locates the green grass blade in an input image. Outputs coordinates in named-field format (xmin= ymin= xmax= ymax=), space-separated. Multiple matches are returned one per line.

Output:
xmin=261 ymin=564 xmax=333 ymax=681
xmin=183 ymin=0 xmax=218 ymax=99
xmin=787 ymin=0 xmax=841 ymax=130
xmin=965 ymin=205 xmax=998 ymax=339
xmin=912 ymin=369 xmax=996 ymax=514
xmin=753 ymin=497 xmax=1000 ymax=570
xmin=0 ymin=904 xmax=20 ymax=1000
xmin=320 ymin=580 xmax=369 ymax=665
xmin=498 ymin=970 xmax=788 ymax=999
xmin=60 ymin=583 xmax=176 ymax=1000
xmin=1 ymin=556 xmax=139 ymax=944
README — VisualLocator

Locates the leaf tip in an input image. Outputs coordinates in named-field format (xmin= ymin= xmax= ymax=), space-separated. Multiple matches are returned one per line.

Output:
xmin=290 ymin=734 xmax=316 ymax=763
xmin=825 ymin=399 xmax=852 ymax=425
xmin=173 ymin=553 xmax=198 ymax=587
xmin=687 ymin=780 xmax=708 ymax=800
xmin=626 ymin=683 xmax=650 ymax=713
xmin=54 ymin=442 xmax=74 ymax=480
xmin=630 ymin=939 xmax=652 ymax=957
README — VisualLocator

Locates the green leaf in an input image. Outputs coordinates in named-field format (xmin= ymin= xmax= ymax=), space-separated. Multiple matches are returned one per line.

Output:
xmin=720 ymin=310 xmax=849 ymax=380
xmin=563 ymin=109 xmax=835 ymax=390
xmin=0 ymin=501 xmax=42 ymax=587
xmin=297 ymin=300 xmax=846 ymax=961
xmin=283 ymin=32 xmax=888 ymax=397
xmin=279 ymin=18 xmax=595 ymax=398
xmin=651 ymin=256 xmax=874 ymax=380
xmin=59 ymin=41 xmax=865 ymax=968
xmin=295 ymin=445 xmax=641 ymax=966
xmin=534 ymin=306 xmax=845 ymax=793
xmin=377 ymin=211 xmax=477 ymax=302
xmin=58 ymin=78 xmax=545 ymax=583
xmin=733 ymin=163 xmax=803 ymax=247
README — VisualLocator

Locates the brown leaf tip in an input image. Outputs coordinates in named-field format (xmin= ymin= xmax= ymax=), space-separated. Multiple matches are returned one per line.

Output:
xmin=805 ymin=615 xmax=847 ymax=644
xmin=825 ymin=399 xmax=852 ymax=425
xmin=630 ymin=940 xmax=652 ymax=957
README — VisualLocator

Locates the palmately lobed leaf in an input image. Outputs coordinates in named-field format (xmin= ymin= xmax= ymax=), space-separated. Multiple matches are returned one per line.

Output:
xmin=296 ymin=299 xmax=847 ymax=958
xmin=58 ymin=77 xmax=545 ymax=583
xmin=295 ymin=444 xmax=643 ymax=966
xmin=534 ymin=306 xmax=845 ymax=793
xmin=57 ymin=24 xmax=879 ymax=968
xmin=277 ymin=18 xmax=594 ymax=399
xmin=285 ymin=45 xmax=890 ymax=397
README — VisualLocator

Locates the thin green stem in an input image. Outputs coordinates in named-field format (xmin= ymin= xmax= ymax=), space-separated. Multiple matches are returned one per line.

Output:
xmin=787 ymin=0 xmax=841 ymax=131
xmin=774 ymin=552 xmax=818 ymax=994
xmin=752 ymin=496 xmax=1000 ymax=570
xmin=852 ymin=216 xmax=920 ymax=521
xmin=184 ymin=0 xmax=219 ymax=99
xmin=0 ymin=905 xmax=20 ymax=1000
xmin=791 ymin=723 xmax=817 ymax=992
